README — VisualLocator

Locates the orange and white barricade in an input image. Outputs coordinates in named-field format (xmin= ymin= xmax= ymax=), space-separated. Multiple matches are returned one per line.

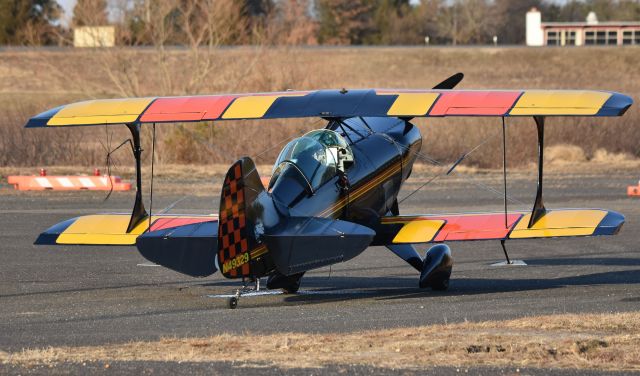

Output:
xmin=7 ymin=169 xmax=131 ymax=191
xmin=628 ymin=181 xmax=640 ymax=197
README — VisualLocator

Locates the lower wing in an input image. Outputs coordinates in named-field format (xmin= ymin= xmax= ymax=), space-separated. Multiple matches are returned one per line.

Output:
xmin=35 ymin=213 xmax=216 ymax=246
xmin=374 ymin=209 xmax=624 ymax=245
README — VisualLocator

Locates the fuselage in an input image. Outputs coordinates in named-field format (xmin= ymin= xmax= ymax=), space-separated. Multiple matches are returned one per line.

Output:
xmin=139 ymin=116 xmax=424 ymax=279
xmin=269 ymin=116 xmax=422 ymax=232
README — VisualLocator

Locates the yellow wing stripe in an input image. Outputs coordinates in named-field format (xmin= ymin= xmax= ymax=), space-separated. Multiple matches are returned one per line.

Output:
xmin=392 ymin=219 xmax=445 ymax=243
xmin=56 ymin=214 xmax=214 ymax=245
xmin=47 ymin=98 xmax=154 ymax=126
xmin=387 ymin=93 xmax=440 ymax=116
xmin=221 ymin=96 xmax=281 ymax=119
xmin=221 ymin=93 xmax=307 ymax=119
xmin=509 ymin=209 xmax=607 ymax=238
xmin=509 ymin=91 xmax=611 ymax=116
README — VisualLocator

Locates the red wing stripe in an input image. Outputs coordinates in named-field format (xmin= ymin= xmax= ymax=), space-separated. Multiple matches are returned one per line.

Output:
xmin=429 ymin=213 xmax=522 ymax=241
xmin=429 ymin=91 xmax=522 ymax=116
xmin=140 ymin=95 xmax=238 ymax=122
xmin=149 ymin=217 xmax=216 ymax=232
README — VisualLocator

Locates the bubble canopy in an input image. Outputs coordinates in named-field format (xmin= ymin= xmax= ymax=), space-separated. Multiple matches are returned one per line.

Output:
xmin=270 ymin=130 xmax=351 ymax=192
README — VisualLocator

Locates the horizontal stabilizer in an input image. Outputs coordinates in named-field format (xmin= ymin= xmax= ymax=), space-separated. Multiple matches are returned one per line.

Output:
xmin=375 ymin=209 xmax=623 ymax=245
xmin=35 ymin=214 xmax=216 ymax=246
xmin=136 ymin=220 xmax=218 ymax=277
xmin=265 ymin=217 xmax=375 ymax=276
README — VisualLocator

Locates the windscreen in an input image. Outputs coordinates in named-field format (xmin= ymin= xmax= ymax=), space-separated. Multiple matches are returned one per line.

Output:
xmin=271 ymin=136 xmax=338 ymax=191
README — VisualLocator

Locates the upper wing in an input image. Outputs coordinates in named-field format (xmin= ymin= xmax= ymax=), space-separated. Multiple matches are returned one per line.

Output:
xmin=374 ymin=209 xmax=624 ymax=245
xmin=25 ymin=89 xmax=632 ymax=127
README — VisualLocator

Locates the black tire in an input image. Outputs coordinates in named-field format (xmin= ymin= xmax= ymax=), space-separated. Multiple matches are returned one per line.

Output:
xmin=282 ymin=284 xmax=300 ymax=294
xmin=431 ymin=277 xmax=449 ymax=291
xmin=228 ymin=297 xmax=238 ymax=309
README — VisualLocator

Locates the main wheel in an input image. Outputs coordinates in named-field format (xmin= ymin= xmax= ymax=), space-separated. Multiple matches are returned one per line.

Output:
xmin=430 ymin=275 xmax=450 ymax=291
xmin=228 ymin=296 xmax=238 ymax=309
xmin=282 ymin=283 xmax=300 ymax=294
xmin=419 ymin=244 xmax=453 ymax=290
xmin=267 ymin=272 xmax=304 ymax=294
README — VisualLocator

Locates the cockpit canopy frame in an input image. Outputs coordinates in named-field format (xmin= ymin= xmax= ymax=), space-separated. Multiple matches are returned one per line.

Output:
xmin=269 ymin=129 xmax=353 ymax=194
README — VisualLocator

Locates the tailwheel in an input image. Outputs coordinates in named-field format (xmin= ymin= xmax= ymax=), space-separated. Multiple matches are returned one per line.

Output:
xmin=226 ymin=278 xmax=260 ymax=309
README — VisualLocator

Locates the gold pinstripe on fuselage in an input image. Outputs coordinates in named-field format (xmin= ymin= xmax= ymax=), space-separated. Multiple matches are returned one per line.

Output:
xmin=317 ymin=153 xmax=413 ymax=218
xmin=250 ymin=244 xmax=268 ymax=259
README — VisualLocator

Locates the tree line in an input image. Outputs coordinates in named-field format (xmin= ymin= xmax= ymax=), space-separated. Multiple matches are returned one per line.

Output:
xmin=1 ymin=0 xmax=640 ymax=46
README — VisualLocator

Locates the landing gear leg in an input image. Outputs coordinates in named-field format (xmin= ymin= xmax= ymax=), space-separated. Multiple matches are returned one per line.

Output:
xmin=490 ymin=240 xmax=527 ymax=266
xmin=500 ymin=240 xmax=511 ymax=265
xmin=228 ymin=277 xmax=260 ymax=309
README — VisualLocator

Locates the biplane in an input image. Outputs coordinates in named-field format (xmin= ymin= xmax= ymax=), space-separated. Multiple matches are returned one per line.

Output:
xmin=26 ymin=73 xmax=633 ymax=308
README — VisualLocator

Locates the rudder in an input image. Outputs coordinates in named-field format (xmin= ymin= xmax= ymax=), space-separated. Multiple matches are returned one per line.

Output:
xmin=217 ymin=157 xmax=267 ymax=279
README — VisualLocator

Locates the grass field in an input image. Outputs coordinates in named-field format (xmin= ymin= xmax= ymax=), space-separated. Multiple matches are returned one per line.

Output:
xmin=0 ymin=46 xmax=638 ymax=169
xmin=3 ymin=312 xmax=639 ymax=371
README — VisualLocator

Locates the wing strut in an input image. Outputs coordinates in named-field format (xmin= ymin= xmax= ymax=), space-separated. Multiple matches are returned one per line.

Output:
xmin=501 ymin=117 xmax=508 ymax=229
xmin=500 ymin=118 xmax=513 ymax=264
xmin=528 ymin=116 xmax=546 ymax=228
xmin=125 ymin=123 xmax=148 ymax=233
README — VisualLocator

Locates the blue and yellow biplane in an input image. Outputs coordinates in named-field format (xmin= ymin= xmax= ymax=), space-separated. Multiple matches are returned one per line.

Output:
xmin=26 ymin=74 xmax=633 ymax=308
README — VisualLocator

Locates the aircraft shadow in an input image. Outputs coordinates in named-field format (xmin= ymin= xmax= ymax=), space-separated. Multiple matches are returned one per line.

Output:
xmin=525 ymin=257 xmax=640 ymax=267
xmin=192 ymin=257 xmax=640 ymax=307
xmin=276 ymin=268 xmax=640 ymax=306
xmin=0 ymin=280 xmax=198 ymax=299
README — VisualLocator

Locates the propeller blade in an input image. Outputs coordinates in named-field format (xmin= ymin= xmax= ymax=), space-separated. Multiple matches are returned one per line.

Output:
xmin=432 ymin=72 xmax=464 ymax=90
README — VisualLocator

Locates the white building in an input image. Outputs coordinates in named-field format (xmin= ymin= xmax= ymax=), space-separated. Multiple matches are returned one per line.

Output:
xmin=526 ymin=7 xmax=640 ymax=46
xmin=73 ymin=26 xmax=115 ymax=48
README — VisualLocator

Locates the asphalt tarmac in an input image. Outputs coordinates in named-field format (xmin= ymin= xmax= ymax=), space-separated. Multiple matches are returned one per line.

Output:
xmin=1 ymin=169 xmax=639 ymax=374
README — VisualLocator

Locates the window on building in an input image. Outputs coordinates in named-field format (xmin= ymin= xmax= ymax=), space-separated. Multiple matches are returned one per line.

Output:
xmin=547 ymin=30 xmax=560 ymax=46
xmin=566 ymin=31 xmax=577 ymax=45
xmin=623 ymin=30 xmax=640 ymax=45
xmin=588 ymin=30 xmax=619 ymax=45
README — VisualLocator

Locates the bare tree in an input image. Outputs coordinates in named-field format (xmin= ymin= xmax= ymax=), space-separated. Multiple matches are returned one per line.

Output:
xmin=73 ymin=0 xmax=109 ymax=26
xmin=264 ymin=0 xmax=318 ymax=45
xmin=317 ymin=0 xmax=375 ymax=45
xmin=438 ymin=0 xmax=494 ymax=45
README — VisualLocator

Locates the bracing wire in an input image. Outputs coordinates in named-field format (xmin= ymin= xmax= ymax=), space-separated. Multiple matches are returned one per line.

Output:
xmin=158 ymin=196 xmax=189 ymax=215
xmin=392 ymin=124 xmax=527 ymax=207
xmin=100 ymin=125 xmax=114 ymax=199
xmin=101 ymin=124 xmax=134 ymax=202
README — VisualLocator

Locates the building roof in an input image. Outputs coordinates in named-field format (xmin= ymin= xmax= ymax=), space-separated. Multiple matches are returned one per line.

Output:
xmin=541 ymin=21 xmax=640 ymax=28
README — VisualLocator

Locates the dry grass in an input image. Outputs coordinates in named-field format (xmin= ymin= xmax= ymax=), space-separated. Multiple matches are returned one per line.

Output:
xmin=2 ymin=312 xmax=640 ymax=370
xmin=2 ymin=157 xmax=639 ymax=196
xmin=0 ymin=46 xmax=638 ymax=168
xmin=544 ymin=144 xmax=587 ymax=165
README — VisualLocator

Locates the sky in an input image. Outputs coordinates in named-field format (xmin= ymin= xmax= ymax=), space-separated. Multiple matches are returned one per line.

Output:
xmin=58 ymin=0 xmax=74 ymax=24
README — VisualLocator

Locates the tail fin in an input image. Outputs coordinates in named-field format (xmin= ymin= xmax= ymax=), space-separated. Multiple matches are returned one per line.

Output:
xmin=217 ymin=157 xmax=267 ymax=278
